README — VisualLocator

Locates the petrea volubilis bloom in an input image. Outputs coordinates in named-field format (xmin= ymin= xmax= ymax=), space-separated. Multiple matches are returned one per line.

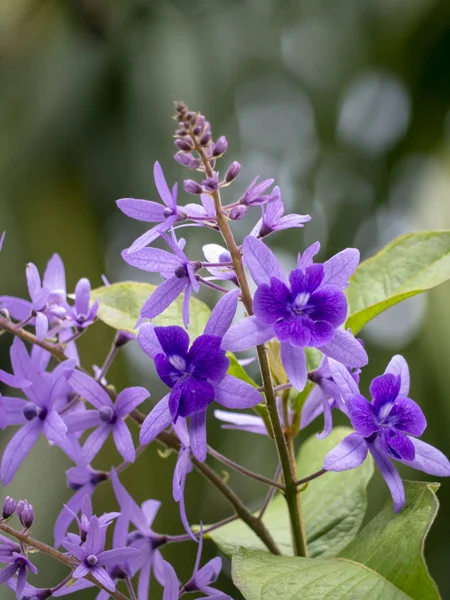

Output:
xmin=138 ymin=290 xmax=262 ymax=461
xmin=323 ymin=357 xmax=450 ymax=511
xmin=223 ymin=237 xmax=367 ymax=391
xmin=0 ymin=545 xmax=38 ymax=599
xmin=64 ymin=371 xmax=149 ymax=465
xmin=250 ymin=197 xmax=311 ymax=238
xmin=202 ymin=244 xmax=236 ymax=282
xmin=63 ymin=278 xmax=98 ymax=330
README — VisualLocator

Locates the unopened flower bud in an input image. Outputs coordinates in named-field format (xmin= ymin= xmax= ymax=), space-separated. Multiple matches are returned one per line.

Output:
xmin=225 ymin=161 xmax=241 ymax=184
xmin=199 ymin=131 xmax=211 ymax=146
xmin=23 ymin=403 xmax=38 ymax=421
xmin=202 ymin=173 xmax=219 ymax=193
xmin=174 ymin=152 xmax=201 ymax=170
xmin=115 ymin=330 xmax=136 ymax=347
xmin=229 ymin=205 xmax=248 ymax=220
xmin=17 ymin=500 xmax=34 ymax=529
xmin=2 ymin=496 xmax=17 ymax=519
xmin=213 ymin=136 xmax=228 ymax=156
xmin=183 ymin=180 xmax=203 ymax=195
xmin=175 ymin=138 xmax=193 ymax=152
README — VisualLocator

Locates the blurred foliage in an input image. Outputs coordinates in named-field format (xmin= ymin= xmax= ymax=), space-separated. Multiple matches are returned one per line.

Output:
xmin=1 ymin=0 xmax=450 ymax=597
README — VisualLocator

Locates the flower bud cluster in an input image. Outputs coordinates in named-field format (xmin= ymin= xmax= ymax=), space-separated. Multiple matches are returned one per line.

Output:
xmin=1 ymin=496 xmax=34 ymax=529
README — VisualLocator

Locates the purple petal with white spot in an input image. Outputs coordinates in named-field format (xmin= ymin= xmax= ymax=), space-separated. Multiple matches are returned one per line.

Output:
xmin=155 ymin=326 xmax=190 ymax=358
xmin=253 ymin=280 xmax=291 ymax=324
xmin=170 ymin=377 xmax=215 ymax=418
xmin=221 ymin=316 xmax=273 ymax=351
xmin=388 ymin=396 xmax=426 ymax=436
xmin=243 ymin=236 xmax=287 ymax=286
xmin=323 ymin=433 xmax=368 ymax=471
xmin=370 ymin=373 xmax=401 ymax=410
xmin=380 ymin=429 xmax=415 ymax=461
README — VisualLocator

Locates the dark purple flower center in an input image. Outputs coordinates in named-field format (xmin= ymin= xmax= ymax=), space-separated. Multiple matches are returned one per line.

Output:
xmin=163 ymin=207 xmax=174 ymax=218
xmin=86 ymin=554 xmax=98 ymax=566
xmin=23 ymin=403 xmax=47 ymax=421
xmin=99 ymin=406 xmax=116 ymax=424
xmin=175 ymin=265 xmax=188 ymax=278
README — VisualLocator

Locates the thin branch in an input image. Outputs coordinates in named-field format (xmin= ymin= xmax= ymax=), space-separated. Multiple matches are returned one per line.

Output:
xmin=295 ymin=469 xmax=326 ymax=487
xmin=258 ymin=464 xmax=282 ymax=520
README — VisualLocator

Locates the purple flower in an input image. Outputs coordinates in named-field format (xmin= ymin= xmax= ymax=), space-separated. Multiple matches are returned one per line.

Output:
xmin=138 ymin=290 xmax=262 ymax=461
xmin=223 ymin=237 xmax=367 ymax=392
xmin=0 ymin=538 xmax=38 ymax=599
xmin=324 ymin=357 xmax=450 ymax=512
xmin=117 ymin=162 xmax=184 ymax=254
xmin=183 ymin=194 xmax=216 ymax=224
xmin=0 ymin=254 xmax=67 ymax=340
xmin=239 ymin=176 xmax=278 ymax=206
xmin=0 ymin=339 xmax=75 ymax=485
xmin=250 ymin=198 xmax=311 ymax=238
xmin=62 ymin=516 xmax=139 ymax=592
xmin=202 ymin=244 xmax=236 ymax=282
xmin=121 ymin=230 xmax=200 ymax=328
xmin=63 ymin=278 xmax=98 ymax=330
xmin=62 ymin=495 xmax=120 ymax=547
xmin=110 ymin=469 xmax=166 ymax=599
xmin=64 ymin=371 xmax=149 ymax=465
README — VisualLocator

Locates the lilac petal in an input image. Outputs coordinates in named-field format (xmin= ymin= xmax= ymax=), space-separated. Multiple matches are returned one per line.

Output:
xmin=98 ymin=548 xmax=139 ymax=568
xmin=44 ymin=410 xmax=68 ymax=444
xmin=127 ymin=223 xmax=167 ymax=254
xmin=253 ymin=280 xmax=291 ymax=325
xmin=154 ymin=161 xmax=176 ymax=210
xmin=112 ymin=420 xmax=135 ymax=463
xmin=190 ymin=410 xmax=207 ymax=462
xmin=121 ymin=247 xmax=180 ymax=274
xmin=140 ymin=395 xmax=173 ymax=445
xmin=0 ymin=369 xmax=30 ymax=388
xmin=388 ymin=396 xmax=426 ymax=436
xmin=173 ymin=448 xmax=192 ymax=501
xmin=0 ymin=563 xmax=18 ymax=584
xmin=201 ymin=194 xmax=215 ymax=216
xmin=196 ymin=557 xmax=222 ymax=587
xmin=173 ymin=417 xmax=190 ymax=447
xmin=1 ymin=419 xmax=42 ymax=484
xmin=54 ymin=486 xmax=93 ymax=547
xmin=212 ymin=375 xmax=262 ymax=409
xmin=62 ymin=541 xmax=88 ymax=563
xmin=221 ymin=316 xmax=273 ymax=351
xmin=280 ymin=342 xmax=307 ymax=391
xmin=74 ymin=278 xmax=91 ymax=316
xmin=370 ymin=373 xmax=401 ymax=411
xmin=399 ymin=437 xmax=450 ymax=476
xmin=384 ymin=355 xmax=410 ymax=396
xmin=162 ymin=560 xmax=179 ymax=600
xmin=243 ymin=236 xmax=288 ymax=286
xmin=85 ymin=516 xmax=104 ymax=556
xmin=110 ymin=469 xmax=147 ymax=533
xmin=320 ymin=328 xmax=368 ymax=367
xmin=265 ymin=198 xmax=285 ymax=225
xmin=297 ymin=242 xmax=321 ymax=270
xmin=327 ymin=358 xmax=359 ymax=402
xmin=275 ymin=213 xmax=310 ymax=231
xmin=141 ymin=499 xmax=161 ymax=528
xmin=300 ymin=387 xmax=326 ymax=430
xmin=317 ymin=395 xmax=334 ymax=439
xmin=2 ymin=396 xmax=27 ymax=426
xmin=43 ymin=253 xmax=66 ymax=295
xmin=204 ymin=289 xmax=240 ymax=337
xmin=306 ymin=287 xmax=347 ymax=327
xmin=11 ymin=336 xmax=32 ymax=382
xmin=140 ymin=276 xmax=187 ymax=320
xmin=380 ymin=429 xmax=415 ymax=461
xmin=26 ymin=263 xmax=42 ymax=299
xmin=188 ymin=335 xmax=229 ymax=381
xmin=155 ymin=326 xmax=190 ymax=358
xmin=35 ymin=311 xmax=49 ymax=341
xmin=70 ymin=371 xmax=112 ymax=409
xmin=137 ymin=563 xmax=152 ymax=600
xmin=138 ymin=323 xmax=162 ymax=358
xmin=323 ymin=433 xmax=369 ymax=471
xmin=182 ymin=282 xmax=192 ymax=328
xmin=115 ymin=387 xmax=150 ymax=417
xmin=347 ymin=394 xmax=378 ymax=437
xmin=155 ymin=353 xmax=183 ymax=388
xmin=91 ymin=566 xmax=116 ymax=592
xmin=322 ymin=248 xmax=359 ymax=290
xmin=64 ymin=410 xmax=101 ymax=433
xmin=273 ymin=316 xmax=311 ymax=347
xmin=31 ymin=344 xmax=52 ymax=372
xmin=116 ymin=198 xmax=165 ymax=222
xmin=214 ymin=410 xmax=267 ymax=435
xmin=369 ymin=439 xmax=405 ymax=512
xmin=303 ymin=319 xmax=336 ymax=347
xmin=172 ymin=377 xmax=215 ymax=418
xmin=80 ymin=425 xmax=111 ymax=466
xmin=72 ymin=564 xmax=90 ymax=579
xmin=0 ymin=296 xmax=33 ymax=321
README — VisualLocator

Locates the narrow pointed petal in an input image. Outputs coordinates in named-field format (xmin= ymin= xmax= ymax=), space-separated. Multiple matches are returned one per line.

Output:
xmin=121 ymin=247 xmax=180 ymax=274
xmin=91 ymin=566 xmax=116 ymax=592
xmin=297 ymin=242 xmax=321 ymax=269
xmin=154 ymin=161 xmax=176 ymax=210
xmin=43 ymin=253 xmax=66 ymax=295
xmin=80 ymin=425 xmax=110 ymax=466
xmin=0 ymin=369 xmax=30 ymax=388
xmin=1 ymin=420 xmax=42 ymax=485
xmin=64 ymin=410 xmax=101 ymax=433
xmin=126 ymin=224 xmax=165 ymax=254
xmin=384 ymin=355 xmax=410 ymax=396
xmin=98 ymin=548 xmax=139 ymax=568
xmin=212 ymin=375 xmax=262 ymax=409
xmin=35 ymin=311 xmax=49 ymax=341
xmin=369 ymin=440 xmax=405 ymax=512
xmin=70 ymin=371 xmax=112 ymax=409
xmin=44 ymin=410 xmax=68 ymax=444
xmin=112 ymin=420 xmax=135 ymax=463
xmin=322 ymin=248 xmax=359 ymax=290
xmin=182 ymin=283 xmax=192 ymax=328
xmin=141 ymin=499 xmax=162 ymax=528
xmin=10 ymin=337 xmax=31 ymax=380
xmin=214 ymin=410 xmax=267 ymax=435
xmin=399 ymin=437 xmax=450 ymax=476
xmin=327 ymin=358 xmax=359 ymax=402
xmin=300 ymin=387 xmax=326 ymax=430
xmin=280 ymin=342 xmax=307 ymax=391
xmin=115 ymin=387 xmax=150 ymax=417
xmin=26 ymin=263 xmax=42 ymax=299
xmin=323 ymin=433 xmax=368 ymax=471
xmin=204 ymin=289 xmax=240 ymax=337
xmin=140 ymin=276 xmax=186 ymax=320
xmin=321 ymin=328 xmax=368 ymax=367
xmin=221 ymin=316 xmax=273 ymax=351
xmin=162 ymin=560 xmax=180 ymax=600
xmin=243 ymin=236 xmax=288 ymax=286
xmin=0 ymin=296 xmax=33 ymax=321
xmin=140 ymin=395 xmax=172 ymax=445
xmin=110 ymin=469 xmax=147 ymax=532
xmin=190 ymin=410 xmax=207 ymax=462
xmin=117 ymin=198 xmax=165 ymax=222
xmin=138 ymin=323 xmax=162 ymax=358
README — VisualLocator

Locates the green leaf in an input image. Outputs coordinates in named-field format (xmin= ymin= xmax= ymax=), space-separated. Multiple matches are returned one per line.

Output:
xmin=232 ymin=549 xmax=411 ymax=600
xmin=226 ymin=353 xmax=258 ymax=387
xmin=206 ymin=427 xmax=373 ymax=557
xmin=346 ymin=231 xmax=450 ymax=334
xmin=91 ymin=282 xmax=211 ymax=339
xmin=339 ymin=481 xmax=441 ymax=600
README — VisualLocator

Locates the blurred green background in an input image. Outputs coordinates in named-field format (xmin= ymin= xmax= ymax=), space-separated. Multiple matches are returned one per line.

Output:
xmin=1 ymin=0 xmax=450 ymax=598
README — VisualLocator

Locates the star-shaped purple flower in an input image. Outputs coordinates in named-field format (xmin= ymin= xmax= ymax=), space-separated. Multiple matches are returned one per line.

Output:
xmin=0 ymin=547 xmax=38 ymax=599
xmin=138 ymin=290 xmax=262 ymax=461
xmin=223 ymin=237 xmax=367 ymax=391
xmin=63 ymin=278 xmax=98 ymax=330
xmin=250 ymin=197 xmax=310 ymax=238
xmin=324 ymin=356 xmax=450 ymax=511
xmin=64 ymin=371 xmax=150 ymax=466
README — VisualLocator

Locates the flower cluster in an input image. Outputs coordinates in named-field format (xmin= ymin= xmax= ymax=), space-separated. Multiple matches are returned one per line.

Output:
xmin=0 ymin=102 xmax=449 ymax=600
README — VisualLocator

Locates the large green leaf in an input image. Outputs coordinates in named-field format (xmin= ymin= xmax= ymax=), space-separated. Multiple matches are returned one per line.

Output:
xmin=340 ymin=481 xmax=440 ymax=600
xmin=232 ymin=549 xmax=410 ymax=600
xmin=91 ymin=282 xmax=211 ymax=338
xmin=206 ymin=427 xmax=373 ymax=557
xmin=345 ymin=231 xmax=450 ymax=334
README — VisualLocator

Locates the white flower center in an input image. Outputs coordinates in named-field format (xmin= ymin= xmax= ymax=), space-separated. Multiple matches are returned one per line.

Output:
xmin=169 ymin=355 xmax=187 ymax=372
